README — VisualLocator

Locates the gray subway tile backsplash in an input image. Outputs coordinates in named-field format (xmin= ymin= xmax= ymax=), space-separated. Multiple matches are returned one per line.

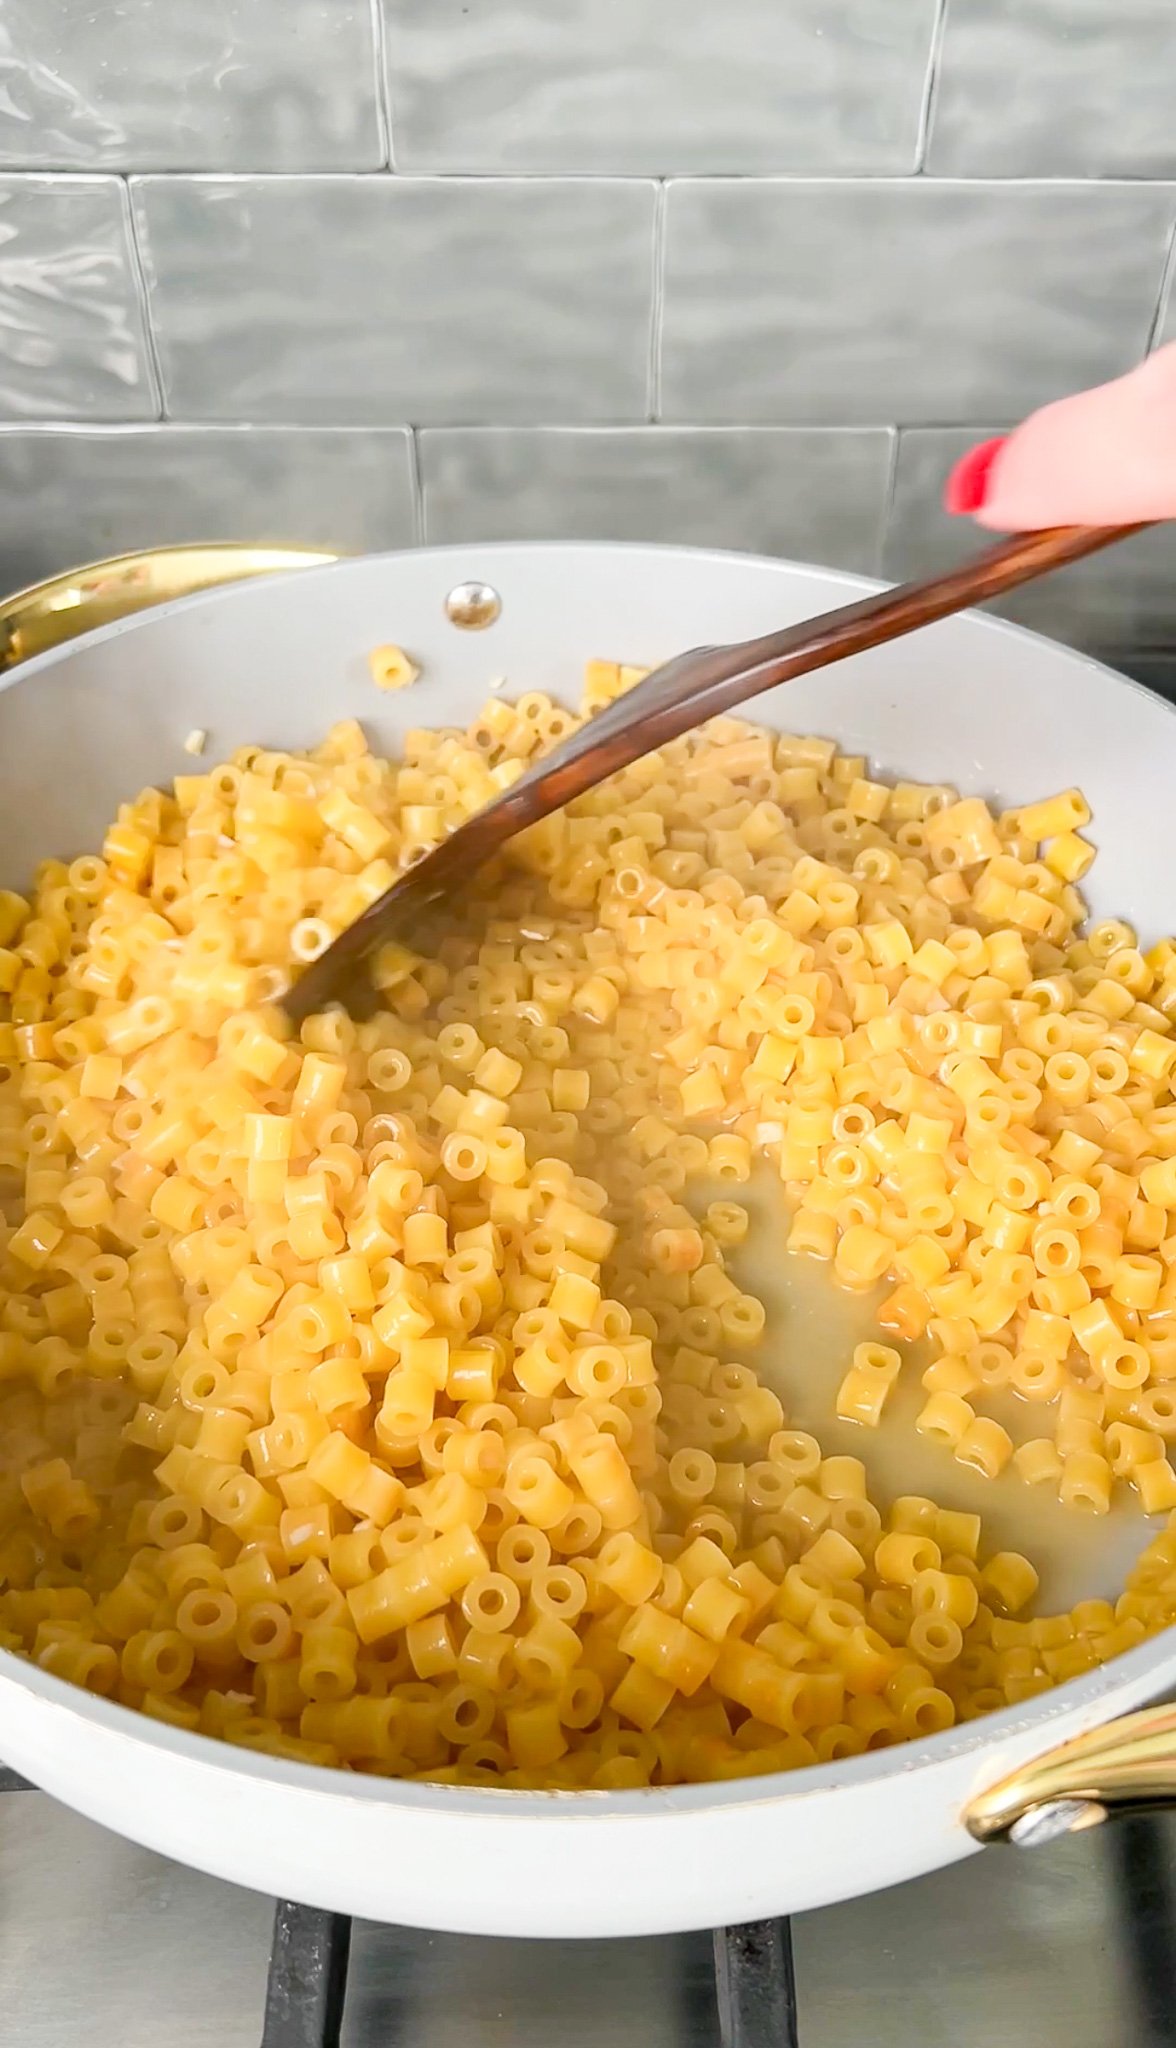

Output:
xmin=419 ymin=427 xmax=893 ymax=574
xmin=928 ymin=0 xmax=1176 ymax=179
xmin=383 ymin=0 xmax=939 ymax=175
xmin=884 ymin=426 xmax=1176 ymax=655
xmin=131 ymin=177 xmax=657 ymax=425
xmin=661 ymin=180 xmax=1176 ymax=427
xmin=0 ymin=2 xmax=384 ymax=171
xmin=0 ymin=427 xmax=415 ymax=592
xmin=2 ymin=3 xmax=1176 ymax=659
xmin=1152 ymin=256 xmax=1176 ymax=348
xmin=0 ymin=176 xmax=155 ymax=420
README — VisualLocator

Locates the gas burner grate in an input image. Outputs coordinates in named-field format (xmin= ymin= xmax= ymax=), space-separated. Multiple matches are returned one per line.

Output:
xmin=712 ymin=1919 xmax=799 ymax=2048
xmin=257 ymin=1903 xmax=798 ymax=2048
xmin=262 ymin=1902 xmax=351 ymax=2048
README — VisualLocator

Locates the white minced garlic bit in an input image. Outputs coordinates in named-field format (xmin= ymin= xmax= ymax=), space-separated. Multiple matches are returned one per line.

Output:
xmin=182 ymin=728 xmax=207 ymax=756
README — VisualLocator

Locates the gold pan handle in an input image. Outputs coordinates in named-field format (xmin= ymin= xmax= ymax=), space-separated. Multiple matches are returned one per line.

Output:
xmin=966 ymin=1703 xmax=1176 ymax=1847
xmin=0 ymin=545 xmax=337 ymax=670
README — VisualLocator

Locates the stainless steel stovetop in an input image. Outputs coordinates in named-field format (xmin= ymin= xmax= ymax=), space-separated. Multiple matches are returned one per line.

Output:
xmin=2 ymin=1763 xmax=1174 ymax=2047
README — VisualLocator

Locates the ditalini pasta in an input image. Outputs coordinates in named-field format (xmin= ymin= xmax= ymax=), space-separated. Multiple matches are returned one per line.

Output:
xmin=1 ymin=659 xmax=1175 ymax=1789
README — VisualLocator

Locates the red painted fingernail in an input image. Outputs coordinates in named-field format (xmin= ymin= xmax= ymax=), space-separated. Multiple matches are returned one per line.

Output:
xmin=944 ymin=436 xmax=1008 ymax=515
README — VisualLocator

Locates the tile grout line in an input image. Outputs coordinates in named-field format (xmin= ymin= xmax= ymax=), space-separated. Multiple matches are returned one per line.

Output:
xmin=1144 ymin=214 xmax=1176 ymax=353
xmin=0 ymin=420 xmax=429 ymax=437
xmin=4 ymin=167 xmax=1176 ymax=190
xmin=408 ymin=427 xmax=426 ymax=544
xmin=0 ymin=419 xmax=1029 ymax=439
xmin=914 ymin=0 xmax=951 ymax=174
xmin=877 ymin=426 xmax=902 ymax=578
xmin=367 ymin=0 xmax=395 ymax=170
xmin=646 ymin=182 xmax=667 ymax=422
xmin=119 ymin=176 xmax=168 ymax=422
xmin=6 ymin=164 xmax=1176 ymax=192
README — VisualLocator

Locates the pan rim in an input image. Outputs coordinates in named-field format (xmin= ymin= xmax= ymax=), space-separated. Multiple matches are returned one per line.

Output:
xmin=1 ymin=538 xmax=1171 ymax=1822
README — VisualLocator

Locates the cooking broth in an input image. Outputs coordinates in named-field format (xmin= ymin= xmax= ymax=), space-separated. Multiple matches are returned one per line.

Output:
xmin=714 ymin=1170 xmax=1147 ymax=1611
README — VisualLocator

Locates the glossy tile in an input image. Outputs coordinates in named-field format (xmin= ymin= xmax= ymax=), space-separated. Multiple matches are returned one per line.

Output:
xmin=928 ymin=0 xmax=1176 ymax=178
xmin=0 ymin=2 xmax=383 ymax=171
xmin=132 ymin=177 xmax=656 ymax=424
xmin=1150 ymin=256 xmax=1176 ymax=348
xmin=419 ymin=427 xmax=892 ymax=573
xmin=0 ymin=426 xmax=415 ymax=592
xmin=884 ymin=426 xmax=1176 ymax=653
xmin=0 ymin=175 xmax=155 ymax=419
xmin=661 ymin=180 xmax=1176 ymax=426
xmin=382 ymin=0 xmax=938 ymax=174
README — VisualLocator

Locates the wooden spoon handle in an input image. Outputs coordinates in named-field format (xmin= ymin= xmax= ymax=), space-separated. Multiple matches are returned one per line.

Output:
xmin=496 ymin=523 xmax=1147 ymax=819
xmin=282 ymin=522 xmax=1144 ymax=1021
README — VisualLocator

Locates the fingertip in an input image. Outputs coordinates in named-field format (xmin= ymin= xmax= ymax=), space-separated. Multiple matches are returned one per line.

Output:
xmin=943 ymin=437 xmax=1009 ymax=518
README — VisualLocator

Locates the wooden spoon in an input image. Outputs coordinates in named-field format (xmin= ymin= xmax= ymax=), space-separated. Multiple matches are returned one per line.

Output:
xmin=282 ymin=523 xmax=1145 ymax=1023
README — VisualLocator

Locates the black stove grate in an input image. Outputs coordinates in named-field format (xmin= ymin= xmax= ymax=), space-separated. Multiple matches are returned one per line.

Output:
xmin=262 ymin=1902 xmax=351 ymax=2048
xmin=712 ymin=1919 xmax=799 ymax=2048
xmin=253 ymin=1903 xmax=799 ymax=2048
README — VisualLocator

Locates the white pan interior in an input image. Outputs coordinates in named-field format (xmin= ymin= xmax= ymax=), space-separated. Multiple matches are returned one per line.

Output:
xmin=2 ymin=541 xmax=1169 ymax=1600
xmin=1 ymin=542 xmax=1174 ymax=1932
xmin=2 ymin=539 xmax=1173 ymax=1604
xmin=1 ymin=541 xmax=1173 ymax=940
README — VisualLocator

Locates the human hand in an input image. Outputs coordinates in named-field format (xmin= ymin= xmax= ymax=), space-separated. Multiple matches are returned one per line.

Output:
xmin=945 ymin=342 xmax=1176 ymax=531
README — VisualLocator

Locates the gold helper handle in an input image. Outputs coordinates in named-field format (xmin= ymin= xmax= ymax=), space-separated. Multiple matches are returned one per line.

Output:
xmin=966 ymin=1702 xmax=1176 ymax=1847
xmin=0 ymin=545 xmax=338 ymax=669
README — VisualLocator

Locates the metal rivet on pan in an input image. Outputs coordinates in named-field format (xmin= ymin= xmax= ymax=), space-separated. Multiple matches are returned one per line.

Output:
xmin=445 ymin=581 xmax=502 ymax=630
xmin=1008 ymin=1798 xmax=1108 ymax=1848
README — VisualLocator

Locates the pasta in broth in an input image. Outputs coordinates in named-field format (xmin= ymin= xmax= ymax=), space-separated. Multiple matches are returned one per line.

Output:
xmin=0 ymin=653 xmax=1175 ymax=1788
